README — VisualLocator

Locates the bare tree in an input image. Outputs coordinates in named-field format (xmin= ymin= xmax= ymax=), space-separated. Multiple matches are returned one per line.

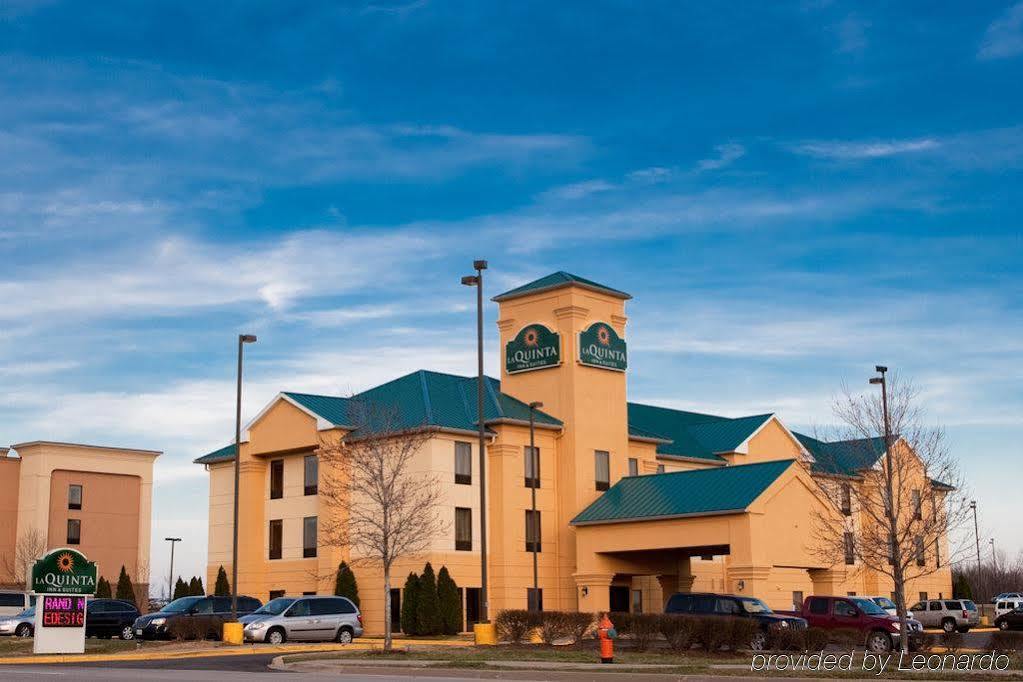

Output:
xmin=810 ymin=372 xmax=972 ymax=653
xmin=0 ymin=528 xmax=47 ymax=588
xmin=317 ymin=400 xmax=446 ymax=650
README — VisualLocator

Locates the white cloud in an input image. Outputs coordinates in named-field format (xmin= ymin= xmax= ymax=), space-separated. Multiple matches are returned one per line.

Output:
xmin=791 ymin=138 xmax=939 ymax=159
xmin=979 ymin=1 xmax=1023 ymax=60
xmin=696 ymin=143 xmax=746 ymax=171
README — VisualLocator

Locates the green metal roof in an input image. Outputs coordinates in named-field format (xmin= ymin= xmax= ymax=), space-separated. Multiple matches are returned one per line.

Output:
xmin=626 ymin=403 xmax=773 ymax=462
xmin=492 ymin=271 xmax=632 ymax=302
xmin=794 ymin=433 xmax=887 ymax=477
xmin=194 ymin=443 xmax=237 ymax=465
xmin=571 ymin=459 xmax=795 ymax=525
xmin=195 ymin=370 xmax=562 ymax=463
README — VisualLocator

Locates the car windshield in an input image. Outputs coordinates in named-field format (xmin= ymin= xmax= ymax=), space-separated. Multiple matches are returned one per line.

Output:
xmin=874 ymin=597 xmax=897 ymax=610
xmin=739 ymin=598 xmax=772 ymax=614
xmin=253 ymin=598 xmax=294 ymax=615
xmin=160 ymin=597 xmax=203 ymax=613
xmin=851 ymin=598 xmax=887 ymax=615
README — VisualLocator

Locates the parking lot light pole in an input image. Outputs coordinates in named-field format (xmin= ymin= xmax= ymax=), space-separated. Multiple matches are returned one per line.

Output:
xmin=232 ymin=334 xmax=257 ymax=620
xmin=165 ymin=537 xmax=181 ymax=601
xmin=461 ymin=260 xmax=488 ymax=623
xmin=970 ymin=501 xmax=980 ymax=569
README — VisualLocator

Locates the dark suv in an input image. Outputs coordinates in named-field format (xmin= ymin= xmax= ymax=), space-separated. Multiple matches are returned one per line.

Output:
xmin=86 ymin=599 xmax=141 ymax=640
xmin=665 ymin=592 xmax=807 ymax=649
xmin=133 ymin=595 xmax=261 ymax=640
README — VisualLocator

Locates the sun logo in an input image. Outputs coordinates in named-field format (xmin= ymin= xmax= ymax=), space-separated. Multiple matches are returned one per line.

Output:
xmin=56 ymin=552 xmax=75 ymax=573
xmin=597 ymin=326 xmax=611 ymax=346
xmin=523 ymin=328 xmax=539 ymax=347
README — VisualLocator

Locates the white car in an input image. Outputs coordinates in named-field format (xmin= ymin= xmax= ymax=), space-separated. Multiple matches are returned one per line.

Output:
xmin=864 ymin=596 xmax=925 ymax=629
xmin=993 ymin=592 xmax=1023 ymax=604
xmin=0 ymin=607 xmax=35 ymax=637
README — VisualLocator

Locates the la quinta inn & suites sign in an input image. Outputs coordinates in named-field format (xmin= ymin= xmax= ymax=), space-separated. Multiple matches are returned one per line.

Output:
xmin=31 ymin=548 xmax=97 ymax=595
xmin=578 ymin=322 xmax=628 ymax=372
xmin=31 ymin=548 xmax=96 ymax=655
xmin=506 ymin=324 xmax=561 ymax=374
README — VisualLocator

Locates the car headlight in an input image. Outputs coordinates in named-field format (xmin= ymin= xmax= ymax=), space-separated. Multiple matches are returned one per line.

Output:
xmin=248 ymin=621 xmax=266 ymax=630
xmin=780 ymin=620 xmax=790 ymax=628
xmin=891 ymin=622 xmax=902 ymax=632
xmin=150 ymin=617 xmax=166 ymax=626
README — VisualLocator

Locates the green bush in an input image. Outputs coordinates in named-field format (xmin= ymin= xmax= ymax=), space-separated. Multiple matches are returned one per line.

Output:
xmin=765 ymin=624 xmax=805 ymax=651
xmin=333 ymin=562 xmax=360 ymax=607
xmin=695 ymin=616 xmax=730 ymax=652
xmin=803 ymin=627 xmax=830 ymax=651
xmin=629 ymin=613 xmax=662 ymax=651
xmin=496 ymin=610 xmax=533 ymax=643
xmin=95 ymin=577 xmax=112 ymax=599
xmin=726 ymin=617 xmax=760 ymax=651
xmin=214 ymin=566 xmax=231 ymax=597
xmin=608 ymin=611 xmax=632 ymax=637
xmin=991 ymin=631 xmax=1023 ymax=652
xmin=658 ymin=614 xmax=697 ymax=653
xmin=115 ymin=566 xmax=136 ymax=606
xmin=829 ymin=628 xmax=864 ymax=647
xmin=538 ymin=611 xmax=573 ymax=645
xmin=416 ymin=563 xmax=441 ymax=636
xmin=167 ymin=617 xmax=206 ymax=641
xmin=400 ymin=572 xmax=420 ymax=635
xmin=436 ymin=566 xmax=462 ymax=635
xmin=566 ymin=612 xmax=594 ymax=642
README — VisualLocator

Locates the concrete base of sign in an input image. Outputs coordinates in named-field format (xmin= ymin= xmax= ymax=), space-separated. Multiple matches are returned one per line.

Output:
xmin=473 ymin=622 xmax=496 ymax=645
xmin=222 ymin=622 xmax=243 ymax=645
xmin=33 ymin=595 xmax=86 ymax=655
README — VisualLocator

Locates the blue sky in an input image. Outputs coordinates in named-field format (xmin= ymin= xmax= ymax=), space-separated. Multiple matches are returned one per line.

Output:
xmin=0 ymin=1 xmax=1020 ymax=590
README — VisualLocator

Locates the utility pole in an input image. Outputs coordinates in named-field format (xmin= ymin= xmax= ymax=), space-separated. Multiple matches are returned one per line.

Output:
xmin=165 ymin=537 xmax=181 ymax=601
xmin=970 ymin=501 xmax=981 ymax=569
xmin=231 ymin=334 xmax=257 ymax=620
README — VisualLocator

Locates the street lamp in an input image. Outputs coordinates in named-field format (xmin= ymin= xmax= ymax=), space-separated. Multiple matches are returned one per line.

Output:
xmin=165 ymin=537 xmax=181 ymax=601
xmin=231 ymin=333 xmax=257 ymax=620
xmin=461 ymin=260 xmax=489 ymax=623
xmin=970 ymin=501 xmax=981 ymax=569
xmin=527 ymin=401 xmax=543 ymax=612
xmin=869 ymin=365 xmax=904 ymax=633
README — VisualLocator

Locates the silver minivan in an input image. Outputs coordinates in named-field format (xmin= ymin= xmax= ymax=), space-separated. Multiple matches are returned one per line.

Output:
xmin=0 ymin=591 xmax=33 ymax=617
xmin=243 ymin=596 xmax=362 ymax=644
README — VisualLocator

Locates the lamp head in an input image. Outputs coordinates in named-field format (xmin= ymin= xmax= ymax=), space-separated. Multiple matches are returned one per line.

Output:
xmin=165 ymin=537 xmax=182 ymax=542
xmin=869 ymin=377 xmax=883 ymax=385
xmin=473 ymin=260 xmax=488 ymax=271
xmin=240 ymin=334 xmax=257 ymax=343
xmin=875 ymin=365 xmax=888 ymax=373
xmin=528 ymin=401 xmax=544 ymax=409
xmin=461 ymin=275 xmax=478 ymax=286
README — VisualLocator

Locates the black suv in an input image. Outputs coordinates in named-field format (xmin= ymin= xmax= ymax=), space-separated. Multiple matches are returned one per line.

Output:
xmin=665 ymin=592 xmax=808 ymax=649
xmin=86 ymin=599 xmax=141 ymax=640
xmin=133 ymin=595 xmax=261 ymax=640
xmin=996 ymin=606 xmax=1023 ymax=631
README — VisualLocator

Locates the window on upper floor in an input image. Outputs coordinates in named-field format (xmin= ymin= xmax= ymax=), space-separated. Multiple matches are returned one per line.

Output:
xmin=915 ymin=535 xmax=925 ymax=566
xmin=270 ymin=460 xmax=284 ymax=499
xmin=595 ymin=450 xmax=610 ymax=491
xmin=628 ymin=458 xmax=638 ymax=477
xmin=304 ymin=455 xmax=318 ymax=496
xmin=269 ymin=519 xmax=282 ymax=560
xmin=524 ymin=446 xmax=540 ymax=488
xmin=303 ymin=516 xmax=317 ymax=558
xmin=912 ymin=489 xmax=922 ymax=521
xmin=66 ymin=518 xmax=81 ymax=545
xmin=68 ymin=484 xmax=82 ymax=511
xmin=455 ymin=507 xmax=472 ymax=551
xmin=455 ymin=442 xmax=472 ymax=485
xmin=840 ymin=483 xmax=851 ymax=516
xmin=844 ymin=532 xmax=855 ymax=565
xmin=525 ymin=509 xmax=541 ymax=553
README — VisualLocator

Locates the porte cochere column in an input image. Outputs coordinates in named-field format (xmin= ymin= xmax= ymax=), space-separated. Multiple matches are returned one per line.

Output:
xmin=573 ymin=573 xmax=615 ymax=613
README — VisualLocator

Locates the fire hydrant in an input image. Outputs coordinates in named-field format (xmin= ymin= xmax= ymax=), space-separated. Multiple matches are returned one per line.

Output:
xmin=597 ymin=612 xmax=616 ymax=664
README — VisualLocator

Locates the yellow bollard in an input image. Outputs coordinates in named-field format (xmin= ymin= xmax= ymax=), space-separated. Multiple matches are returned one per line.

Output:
xmin=473 ymin=622 xmax=497 ymax=646
xmin=222 ymin=622 xmax=244 ymax=645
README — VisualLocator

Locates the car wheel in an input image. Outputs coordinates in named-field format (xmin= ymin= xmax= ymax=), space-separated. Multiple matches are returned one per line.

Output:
xmin=15 ymin=624 xmax=33 ymax=638
xmin=335 ymin=627 xmax=354 ymax=644
xmin=867 ymin=631 xmax=892 ymax=653
xmin=956 ymin=626 xmax=970 ymax=633
xmin=750 ymin=631 xmax=767 ymax=651
xmin=941 ymin=618 xmax=956 ymax=633
xmin=998 ymin=620 xmax=1010 ymax=631
xmin=121 ymin=625 xmax=135 ymax=640
xmin=267 ymin=628 xmax=286 ymax=645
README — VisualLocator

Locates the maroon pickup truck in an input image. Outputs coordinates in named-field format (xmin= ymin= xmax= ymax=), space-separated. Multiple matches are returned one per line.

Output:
xmin=780 ymin=595 xmax=923 ymax=652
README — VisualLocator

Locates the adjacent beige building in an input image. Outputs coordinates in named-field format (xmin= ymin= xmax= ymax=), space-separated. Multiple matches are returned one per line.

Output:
xmin=0 ymin=441 xmax=160 ymax=596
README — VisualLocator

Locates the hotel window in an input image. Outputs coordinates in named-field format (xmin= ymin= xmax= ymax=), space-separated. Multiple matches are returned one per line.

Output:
xmin=840 ymin=483 xmax=851 ymax=515
xmin=844 ymin=532 xmax=855 ymax=565
xmin=455 ymin=507 xmax=472 ymax=551
xmin=792 ymin=591 xmax=804 ymax=610
xmin=915 ymin=535 xmax=925 ymax=566
xmin=66 ymin=519 xmax=81 ymax=545
xmin=527 ymin=588 xmax=543 ymax=612
xmin=269 ymin=519 xmax=282 ymax=560
xmin=455 ymin=442 xmax=472 ymax=485
xmin=632 ymin=589 xmax=643 ymax=614
xmin=656 ymin=464 xmax=665 ymax=474
xmin=594 ymin=450 xmax=610 ymax=491
xmin=270 ymin=459 xmax=284 ymax=499
xmin=303 ymin=516 xmax=318 ymax=558
xmin=68 ymin=484 xmax=82 ymax=511
xmin=525 ymin=510 xmax=541 ymax=553
xmin=912 ymin=489 xmax=922 ymax=521
xmin=627 ymin=458 xmax=638 ymax=477
xmin=269 ymin=590 xmax=285 ymax=600
xmin=304 ymin=455 xmax=318 ymax=496
xmin=524 ymin=446 xmax=540 ymax=488
xmin=919 ymin=591 xmax=928 ymax=602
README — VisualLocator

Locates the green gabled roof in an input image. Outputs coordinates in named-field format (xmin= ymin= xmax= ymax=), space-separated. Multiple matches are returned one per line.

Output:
xmin=195 ymin=370 xmax=562 ymax=463
xmin=194 ymin=443 xmax=237 ymax=465
xmin=493 ymin=271 xmax=631 ymax=302
xmin=571 ymin=459 xmax=795 ymax=526
xmin=626 ymin=403 xmax=773 ymax=462
xmin=795 ymin=433 xmax=887 ymax=477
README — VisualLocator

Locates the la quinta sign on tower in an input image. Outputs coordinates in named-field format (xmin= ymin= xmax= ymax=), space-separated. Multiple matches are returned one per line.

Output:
xmin=578 ymin=322 xmax=628 ymax=371
xmin=505 ymin=324 xmax=561 ymax=374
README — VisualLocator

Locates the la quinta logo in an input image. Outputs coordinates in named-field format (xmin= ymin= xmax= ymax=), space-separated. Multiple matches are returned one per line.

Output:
xmin=578 ymin=322 xmax=627 ymax=371
xmin=506 ymin=324 xmax=561 ymax=374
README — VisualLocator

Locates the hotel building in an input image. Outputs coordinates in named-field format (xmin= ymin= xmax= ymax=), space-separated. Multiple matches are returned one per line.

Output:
xmin=196 ymin=272 xmax=952 ymax=632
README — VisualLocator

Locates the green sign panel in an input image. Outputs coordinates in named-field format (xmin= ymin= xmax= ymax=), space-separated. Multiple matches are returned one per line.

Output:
xmin=31 ymin=548 xmax=97 ymax=595
xmin=506 ymin=324 xmax=561 ymax=374
xmin=578 ymin=322 xmax=627 ymax=372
